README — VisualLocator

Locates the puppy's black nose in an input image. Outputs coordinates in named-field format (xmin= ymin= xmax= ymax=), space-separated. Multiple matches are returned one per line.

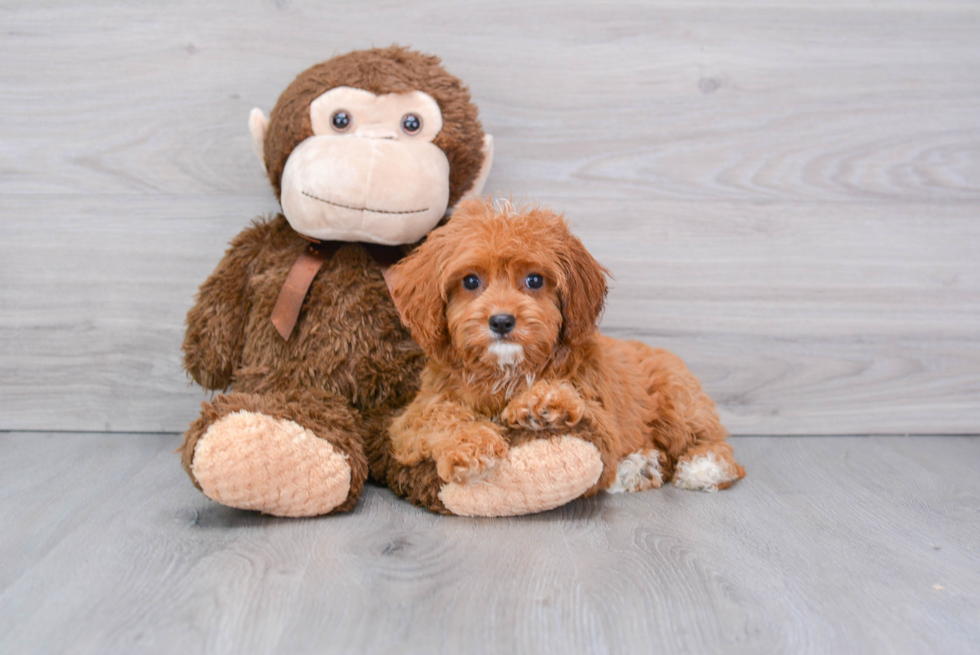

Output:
xmin=488 ymin=314 xmax=516 ymax=335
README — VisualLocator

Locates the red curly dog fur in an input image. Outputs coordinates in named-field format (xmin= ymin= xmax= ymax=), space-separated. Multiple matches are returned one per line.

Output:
xmin=388 ymin=199 xmax=744 ymax=495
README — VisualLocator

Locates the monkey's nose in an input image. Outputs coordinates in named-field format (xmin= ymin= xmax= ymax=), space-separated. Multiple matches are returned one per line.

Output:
xmin=488 ymin=314 xmax=516 ymax=336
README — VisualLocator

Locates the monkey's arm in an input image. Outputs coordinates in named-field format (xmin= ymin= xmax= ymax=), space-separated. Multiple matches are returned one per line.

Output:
xmin=182 ymin=224 xmax=265 ymax=390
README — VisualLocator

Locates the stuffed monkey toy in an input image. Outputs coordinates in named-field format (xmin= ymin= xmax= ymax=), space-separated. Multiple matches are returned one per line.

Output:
xmin=179 ymin=47 xmax=603 ymax=517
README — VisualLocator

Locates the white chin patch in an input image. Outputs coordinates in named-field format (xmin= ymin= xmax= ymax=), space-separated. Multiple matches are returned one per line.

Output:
xmin=607 ymin=450 xmax=663 ymax=494
xmin=672 ymin=452 xmax=736 ymax=493
xmin=487 ymin=342 xmax=524 ymax=368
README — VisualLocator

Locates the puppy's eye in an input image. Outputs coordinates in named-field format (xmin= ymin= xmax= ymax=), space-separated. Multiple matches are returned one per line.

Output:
xmin=401 ymin=113 xmax=422 ymax=135
xmin=462 ymin=274 xmax=481 ymax=291
xmin=525 ymin=273 xmax=544 ymax=290
xmin=331 ymin=110 xmax=351 ymax=132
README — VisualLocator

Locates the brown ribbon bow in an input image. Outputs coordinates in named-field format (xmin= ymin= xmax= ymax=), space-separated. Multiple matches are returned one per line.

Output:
xmin=270 ymin=239 xmax=403 ymax=341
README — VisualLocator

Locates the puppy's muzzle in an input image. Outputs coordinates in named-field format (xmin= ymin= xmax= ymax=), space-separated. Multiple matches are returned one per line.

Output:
xmin=488 ymin=313 xmax=516 ymax=336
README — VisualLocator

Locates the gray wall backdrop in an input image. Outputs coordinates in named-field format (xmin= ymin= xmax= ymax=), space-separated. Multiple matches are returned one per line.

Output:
xmin=1 ymin=0 xmax=977 ymax=435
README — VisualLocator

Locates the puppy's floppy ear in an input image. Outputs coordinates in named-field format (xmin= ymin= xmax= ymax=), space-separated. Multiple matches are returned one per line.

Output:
xmin=558 ymin=229 xmax=609 ymax=347
xmin=387 ymin=232 xmax=452 ymax=355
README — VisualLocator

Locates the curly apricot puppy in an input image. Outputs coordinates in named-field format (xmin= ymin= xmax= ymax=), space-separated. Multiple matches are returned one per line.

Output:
xmin=388 ymin=199 xmax=745 ymax=498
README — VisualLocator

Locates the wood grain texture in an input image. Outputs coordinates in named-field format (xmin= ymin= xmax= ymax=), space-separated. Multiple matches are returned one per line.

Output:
xmin=1 ymin=0 xmax=978 ymax=433
xmin=1 ymin=433 xmax=978 ymax=654
xmin=2 ymin=195 xmax=977 ymax=434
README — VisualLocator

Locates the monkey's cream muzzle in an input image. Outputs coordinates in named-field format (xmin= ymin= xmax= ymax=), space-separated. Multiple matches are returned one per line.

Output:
xmin=279 ymin=133 xmax=450 ymax=245
xmin=276 ymin=87 xmax=451 ymax=245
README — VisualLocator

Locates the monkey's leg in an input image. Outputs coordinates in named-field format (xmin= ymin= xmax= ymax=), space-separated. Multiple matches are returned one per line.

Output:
xmin=380 ymin=427 xmax=603 ymax=517
xmin=179 ymin=389 xmax=368 ymax=516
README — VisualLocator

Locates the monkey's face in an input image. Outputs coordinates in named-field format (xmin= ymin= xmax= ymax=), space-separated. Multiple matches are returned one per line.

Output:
xmin=278 ymin=87 xmax=451 ymax=245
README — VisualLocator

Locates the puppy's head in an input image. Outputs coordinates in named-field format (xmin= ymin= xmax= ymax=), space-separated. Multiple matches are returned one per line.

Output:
xmin=388 ymin=198 xmax=608 ymax=373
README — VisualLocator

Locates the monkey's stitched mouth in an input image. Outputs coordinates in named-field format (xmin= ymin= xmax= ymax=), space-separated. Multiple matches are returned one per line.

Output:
xmin=302 ymin=191 xmax=429 ymax=215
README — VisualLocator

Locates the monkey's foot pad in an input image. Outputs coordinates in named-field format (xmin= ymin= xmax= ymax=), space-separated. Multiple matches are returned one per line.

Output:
xmin=439 ymin=436 xmax=602 ymax=517
xmin=192 ymin=411 xmax=351 ymax=517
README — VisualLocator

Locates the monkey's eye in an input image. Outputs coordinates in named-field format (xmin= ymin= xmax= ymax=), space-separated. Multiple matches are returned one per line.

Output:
xmin=462 ymin=274 xmax=481 ymax=291
xmin=331 ymin=110 xmax=351 ymax=132
xmin=525 ymin=273 xmax=544 ymax=290
xmin=401 ymin=114 xmax=422 ymax=135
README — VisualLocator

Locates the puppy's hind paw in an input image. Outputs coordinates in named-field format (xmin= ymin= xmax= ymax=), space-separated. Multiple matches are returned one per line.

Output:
xmin=607 ymin=449 xmax=665 ymax=494
xmin=672 ymin=452 xmax=744 ymax=492
xmin=502 ymin=381 xmax=586 ymax=430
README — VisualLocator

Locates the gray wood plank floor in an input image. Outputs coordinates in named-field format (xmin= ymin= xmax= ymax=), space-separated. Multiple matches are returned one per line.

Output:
xmin=2 ymin=1 xmax=979 ymax=434
xmin=1 ymin=433 xmax=977 ymax=654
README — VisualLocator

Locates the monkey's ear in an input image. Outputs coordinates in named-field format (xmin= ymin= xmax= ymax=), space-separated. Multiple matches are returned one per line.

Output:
xmin=459 ymin=134 xmax=494 ymax=203
xmin=558 ymin=230 xmax=609 ymax=348
xmin=386 ymin=237 xmax=452 ymax=356
xmin=248 ymin=108 xmax=269 ymax=172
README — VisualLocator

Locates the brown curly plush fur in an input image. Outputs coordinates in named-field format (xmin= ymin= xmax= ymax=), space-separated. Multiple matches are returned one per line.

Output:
xmin=180 ymin=48 xmax=489 ymax=513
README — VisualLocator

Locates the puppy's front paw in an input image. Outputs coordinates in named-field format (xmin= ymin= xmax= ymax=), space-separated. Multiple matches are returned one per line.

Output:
xmin=435 ymin=424 xmax=509 ymax=483
xmin=502 ymin=381 xmax=586 ymax=430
